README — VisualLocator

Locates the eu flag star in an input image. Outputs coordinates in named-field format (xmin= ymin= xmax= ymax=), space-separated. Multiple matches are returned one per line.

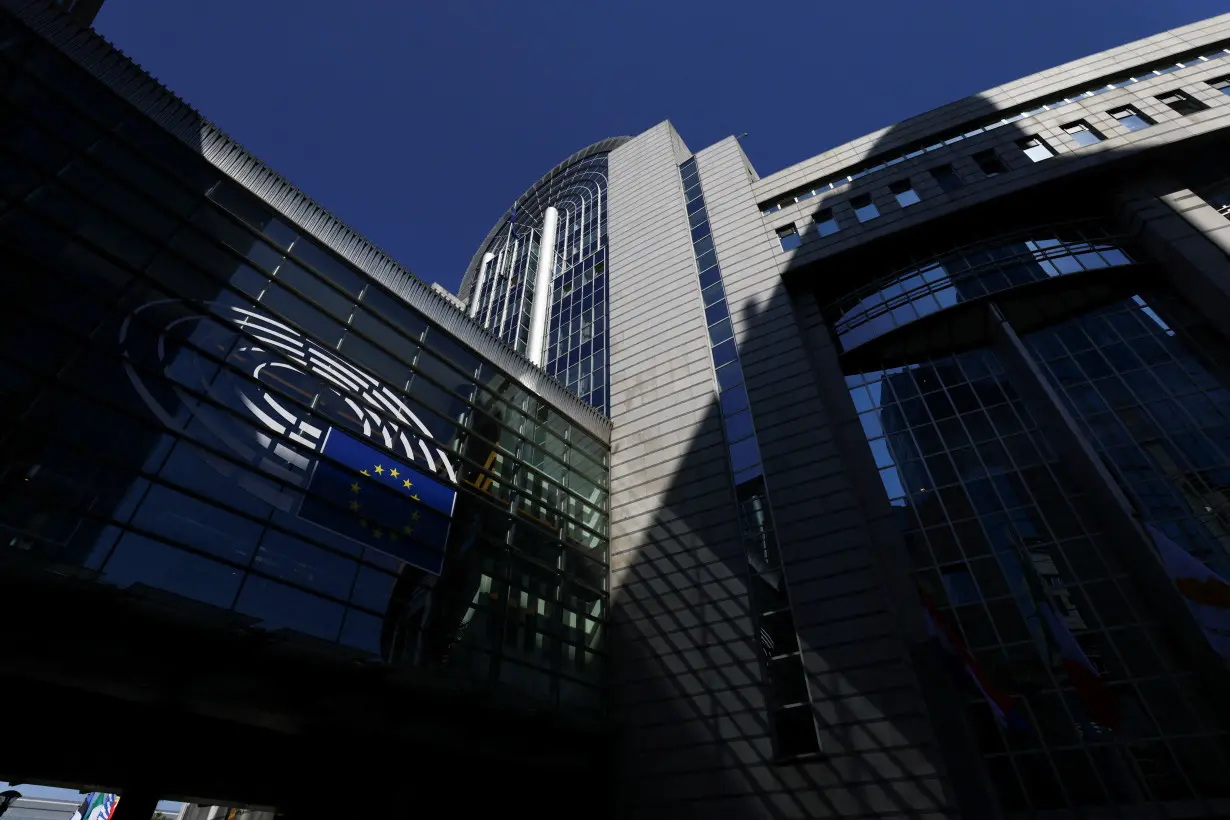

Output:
xmin=299 ymin=428 xmax=458 ymax=576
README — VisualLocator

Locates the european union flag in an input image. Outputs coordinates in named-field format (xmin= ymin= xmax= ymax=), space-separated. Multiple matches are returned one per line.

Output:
xmin=299 ymin=428 xmax=456 ymax=574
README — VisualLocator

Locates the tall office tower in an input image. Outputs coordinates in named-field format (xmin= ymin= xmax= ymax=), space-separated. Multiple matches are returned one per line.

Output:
xmin=6 ymin=0 xmax=1230 ymax=815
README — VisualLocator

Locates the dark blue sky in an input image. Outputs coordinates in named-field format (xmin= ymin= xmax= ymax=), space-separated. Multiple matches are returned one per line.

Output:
xmin=97 ymin=0 xmax=1224 ymax=294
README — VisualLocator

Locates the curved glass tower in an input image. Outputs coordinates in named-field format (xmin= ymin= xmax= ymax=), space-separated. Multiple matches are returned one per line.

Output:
xmin=461 ymin=138 xmax=628 ymax=414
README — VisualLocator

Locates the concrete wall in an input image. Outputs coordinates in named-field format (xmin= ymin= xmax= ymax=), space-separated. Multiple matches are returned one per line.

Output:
xmin=603 ymin=119 xmax=967 ymax=817
xmin=603 ymin=14 xmax=1230 ymax=819
xmin=605 ymin=121 xmax=771 ymax=818
xmin=756 ymin=14 xmax=1230 ymax=280
xmin=755 ymin=12 xmax=1230 ymax=207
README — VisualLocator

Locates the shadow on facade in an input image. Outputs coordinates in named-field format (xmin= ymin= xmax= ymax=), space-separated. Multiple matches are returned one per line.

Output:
xmin=748 ymin=94 xmax=1230 ymax=816
xmin=609 ymin=370 xmax=961 ymax=818
xmin=0 ymin=10 xmax=616 ymax=817
xmin=604 ymin=87 xmax=1230 ymax=817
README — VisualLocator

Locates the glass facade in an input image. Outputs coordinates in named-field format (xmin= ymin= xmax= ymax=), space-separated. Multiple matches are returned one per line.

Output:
xmin=832 ymin=227 xmax=1230 ymax=810
xmin=678 ymin=157 xmax=820 ymax=759
xmin=1025 ymin=291 xmax=1230 ymax=580
xmin=470 ymin=154 xmax=611 ymax=414
xmin=833 ymin=223 xmax=1136 ymax=352
xmin=0 ymin=15 xmax=609 ymax=713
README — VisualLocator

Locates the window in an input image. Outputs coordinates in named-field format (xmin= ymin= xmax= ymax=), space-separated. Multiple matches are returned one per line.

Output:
xmin=1018 ymin=136 xmax=1055 ymax=163
xmin=776 ymin=224 xmax=801 ymax=251
xmin=972 ymin=149 xmax=1006 ymax=177
xmin=1063 ymin=120 xmax=1103 ymax=147
xmin=890 ymin=179 xmax=921 ymax=208
xmin=930 ymin=164 xmax=964 ymax=193
xmin=1110 ymin=106 xmax=1154 ymax=131
xmin=851 ymin=194 xmax=880 ymax=223
xmin=1208 ymin=76 xmax=1230 ymax=96
xmin=773 ymin=705 xmax=821 ymax=758
xmin=812 ymin=208 xmax=839 ymax=237
xmin=1157 ymin=89 xmax=1208 ymax=116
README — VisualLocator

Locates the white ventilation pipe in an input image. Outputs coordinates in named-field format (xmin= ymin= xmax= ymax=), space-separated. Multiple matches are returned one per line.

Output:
xmin=498 ymin=240 xmax=519 ymax=337
xmin=484 ymin=247 xmax=504 ymax=329
xmin=469 ymin=252 xmax=495 ymax=318
xmin=526 ymin=206 xmax=559 ymax=368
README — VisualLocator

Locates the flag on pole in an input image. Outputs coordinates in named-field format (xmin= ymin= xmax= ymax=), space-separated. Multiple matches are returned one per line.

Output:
xmin=1015 ymin=548 xmax=1121 ymax=731
xmin=918 ymin=584 xmax=1026 ymax=729
xmin=75 ymin=794 xmax=119 ymax=820
xmin=1148 ymin=524 xmax=1230 ymax=660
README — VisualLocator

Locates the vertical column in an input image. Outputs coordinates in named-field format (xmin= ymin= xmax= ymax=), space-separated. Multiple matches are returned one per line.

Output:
xmin=526 ymin=206 xmax=559 ymax=367
xmin=469 ymin=252 xmax=495 ymax=319
xmin=498 ymin=240 xmax=519 ymax=337
xmin=484 ymin=247 xmax=505 ymax=330
xmin=1116 ymin=177 xmax=1230 ymax=331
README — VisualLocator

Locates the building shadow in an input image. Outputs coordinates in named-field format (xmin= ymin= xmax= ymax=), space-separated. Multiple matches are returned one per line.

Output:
xmin=607 ymin=63 xmax=1230 ymax=815
xmin=754 ymin=76 xmax=1230 ymax=816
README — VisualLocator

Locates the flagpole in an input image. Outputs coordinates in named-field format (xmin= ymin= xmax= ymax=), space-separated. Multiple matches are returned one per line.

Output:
xmin=1004 ymin=530 xmax=1145 ymax=801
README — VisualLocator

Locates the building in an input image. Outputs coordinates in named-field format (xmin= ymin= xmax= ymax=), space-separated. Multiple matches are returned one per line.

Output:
xmin=0 ymin=0 xmax=610 ymax=816
xmin=175 ymin=805 xmax=272 ymax=820
xmin=4 ymin=0 xmax=1230 ymax=816
xmin=3 ymin=797 xmax=80 ymax=820
xmin=463 ymin=12 xmax=1230 ymax=820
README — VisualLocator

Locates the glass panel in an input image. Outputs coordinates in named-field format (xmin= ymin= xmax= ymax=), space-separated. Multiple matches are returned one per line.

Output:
xmin=102 ymin=533 xmax=242 ymax=608
xmin=289 ymin=237 xmax=364 ymax=297
xmin=724 ymin=409 xmax=755 ymax=443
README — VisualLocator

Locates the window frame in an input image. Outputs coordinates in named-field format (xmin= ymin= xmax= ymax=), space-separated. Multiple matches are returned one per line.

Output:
xmin=1061 ymin=120 xmax=1104 ymax=148
xmin=889 ymin=179 xmax=922 ymax=208
xmin=929 ymin=164 xmax=964 ymax=193
xmin=971 ymin=149 xmax=1006 ymax=178
xmin=1108 ymin=106 xmax=1154 ymax=132
xmin=776 ymin=224 xmax=802 ymax=251
xmin=1018 ymin=136 xmax=1056 ymax=163
xmin=851 ymin=194 xmax=881 ymax=223
xmin=1156 ymin=89 xmax=1208 ymax=116
xmin=812 ymin=207 xmax=840 ymax=237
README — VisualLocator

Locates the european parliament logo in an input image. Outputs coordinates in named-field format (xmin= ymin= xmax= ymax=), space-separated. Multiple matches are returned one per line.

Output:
xmin=121 ymin=299 xmax=458 ymax=574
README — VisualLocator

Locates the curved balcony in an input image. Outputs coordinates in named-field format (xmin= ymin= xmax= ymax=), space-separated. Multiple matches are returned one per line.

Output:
xmin=832 ymin=224 xmax=1138 ymax=353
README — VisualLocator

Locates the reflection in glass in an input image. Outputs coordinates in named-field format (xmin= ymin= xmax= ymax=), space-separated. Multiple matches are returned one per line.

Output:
xmin=839 ymin=282 xmax=1230 ymax=808
xmin=0 ymin=52 xmax=611 ymax=717
xmin=834 ymin=226 xmax=1137 ymax=351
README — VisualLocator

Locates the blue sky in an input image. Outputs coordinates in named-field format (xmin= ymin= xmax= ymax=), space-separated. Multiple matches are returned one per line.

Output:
xmin=95 ymin=0 xmax=1224 ymax=295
